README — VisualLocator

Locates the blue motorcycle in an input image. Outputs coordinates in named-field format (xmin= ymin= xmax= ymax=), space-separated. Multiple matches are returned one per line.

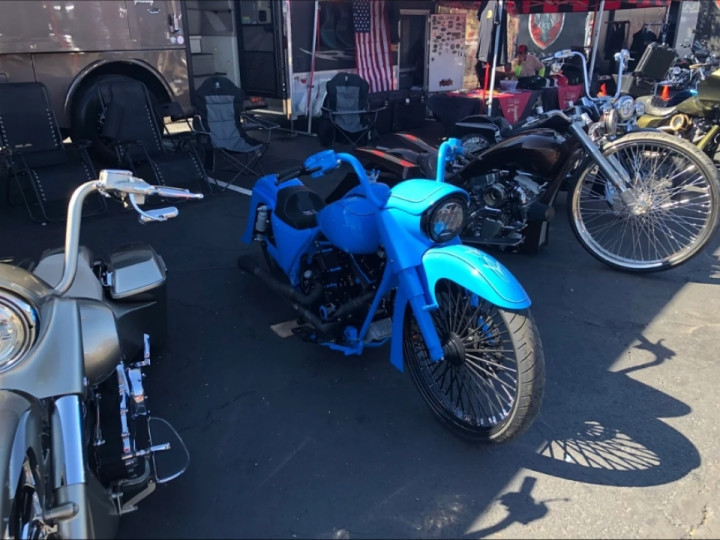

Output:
xmin=239 ymin=139 xmax=545 ymax=442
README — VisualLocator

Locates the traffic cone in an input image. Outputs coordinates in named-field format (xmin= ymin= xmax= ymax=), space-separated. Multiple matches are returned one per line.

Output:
xmin=598 ymin=83 xmax=607 ymax=97
xmin=660 ymin=85 xmax=671 ymax=101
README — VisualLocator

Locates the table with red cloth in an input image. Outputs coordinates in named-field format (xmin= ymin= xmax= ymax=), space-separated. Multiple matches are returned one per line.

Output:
xmin=491 ymin=89 xmax=543 ymax=124
xmin=427 ymin=88 xmax=544 ymax=133
xmin=541 ymin=84 xmax=585 ymax=111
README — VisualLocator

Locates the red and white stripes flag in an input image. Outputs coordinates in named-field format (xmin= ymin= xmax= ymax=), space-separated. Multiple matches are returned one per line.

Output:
xmin=353 ymin=0 xmax=394 ymax=92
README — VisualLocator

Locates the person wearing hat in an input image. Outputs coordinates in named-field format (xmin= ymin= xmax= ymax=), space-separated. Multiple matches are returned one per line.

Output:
xmin=512 ymin=44 xmax=546 ymax=78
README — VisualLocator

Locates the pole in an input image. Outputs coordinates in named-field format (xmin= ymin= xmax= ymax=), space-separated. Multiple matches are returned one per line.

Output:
xmin=588 ymin=0 xmax=605 ymax=85
xmin=306 ymin=0 xmax=319 ymax=135
xmin=487 ymin=0 xmax=503 ymax=116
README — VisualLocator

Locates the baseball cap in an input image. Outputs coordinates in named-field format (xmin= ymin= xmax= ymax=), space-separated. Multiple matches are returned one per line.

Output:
xmin=517 ymin=44 xmax=528 ymax=55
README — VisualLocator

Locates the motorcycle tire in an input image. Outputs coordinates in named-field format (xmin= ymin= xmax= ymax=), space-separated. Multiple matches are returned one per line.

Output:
xmin=567 ymin=131 xmax=720 ymax=273
xmin=403 ymin=280 xmax=545 ymax=443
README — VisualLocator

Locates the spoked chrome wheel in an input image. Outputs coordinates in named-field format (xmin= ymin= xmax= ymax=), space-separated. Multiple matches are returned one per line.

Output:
xmin=568 ymin=132 xmax=720 ymax=272
xmin=403 ymin=280 xmax=545 ymax=443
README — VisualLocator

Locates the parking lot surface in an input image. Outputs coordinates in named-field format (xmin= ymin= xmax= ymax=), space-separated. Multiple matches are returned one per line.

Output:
xmin=2 ymin=123 xmax=719 ymax=539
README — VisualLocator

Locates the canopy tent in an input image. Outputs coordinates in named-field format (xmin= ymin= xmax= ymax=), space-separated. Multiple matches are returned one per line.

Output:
xmin=477 ymin=0 xmax=677 ymax=113
xmin=505 ymin=0 xmax=671 ymax=14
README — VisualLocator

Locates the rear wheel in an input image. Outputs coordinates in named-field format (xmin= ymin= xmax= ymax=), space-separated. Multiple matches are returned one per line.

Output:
xmin=403 ymin=280 xmax=545 ymax=443
xmin=567 ymin=131 xmax=720 ymax=272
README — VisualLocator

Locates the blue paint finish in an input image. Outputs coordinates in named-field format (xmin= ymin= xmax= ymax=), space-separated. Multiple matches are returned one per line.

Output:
xmin=422 ymin=245 xmax=531 ymax=309
xmin=316 ymin=185 xmax=389 ymax=254
xmin=241 ymin=175 xmax=302 ymax=245
xmin=386 ymin=179 xmax=467 ymax=214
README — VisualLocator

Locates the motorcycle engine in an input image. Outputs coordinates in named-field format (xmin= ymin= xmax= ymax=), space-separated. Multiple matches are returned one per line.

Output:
xmin=464 ymin=171 xmax=545 ymax=247
xmin=301 ymin=248 xmax=386 ymax=324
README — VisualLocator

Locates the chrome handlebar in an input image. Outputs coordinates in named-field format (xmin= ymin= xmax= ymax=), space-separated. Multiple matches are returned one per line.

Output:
xmin=54 ymin=170 xmax=203 ymax=296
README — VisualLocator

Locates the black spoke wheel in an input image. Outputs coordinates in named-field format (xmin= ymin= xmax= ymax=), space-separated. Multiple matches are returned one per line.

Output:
xmin=567 ymin=132 xmax=720 ymax=272
xmin=403 ymin=280 xmax=545 ymax=443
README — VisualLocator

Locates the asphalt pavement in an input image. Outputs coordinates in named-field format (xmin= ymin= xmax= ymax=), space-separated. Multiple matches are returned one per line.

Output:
xmin=2 ymin=121 xmax=719 ymax=539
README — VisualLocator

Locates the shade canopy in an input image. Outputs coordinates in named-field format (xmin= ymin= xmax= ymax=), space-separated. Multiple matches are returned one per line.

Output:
xmin=505 ymin=0 xmax=672 ymax=15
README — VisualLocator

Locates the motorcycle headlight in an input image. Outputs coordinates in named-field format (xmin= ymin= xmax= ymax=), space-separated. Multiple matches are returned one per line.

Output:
xmin=616 ymin=95 xmax=635 ymax=121
xmin=422 ymin=195 xmax=467 ymax=243
xmin=635 ymin=100 xmax=646 ymax=117
xmin=0 ymin=292 xmax=38 ymax=372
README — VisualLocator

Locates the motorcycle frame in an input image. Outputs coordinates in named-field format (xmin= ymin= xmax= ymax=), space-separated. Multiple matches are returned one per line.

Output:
xmin=242 ymin=145 xmax=533 ymax=371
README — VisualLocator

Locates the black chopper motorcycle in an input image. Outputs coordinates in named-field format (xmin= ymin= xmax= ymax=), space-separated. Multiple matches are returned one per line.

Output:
xmin=354 ymin=50 xmax=720 ymax=273
xmin=0 ymin=169 xmax=201 ymax=538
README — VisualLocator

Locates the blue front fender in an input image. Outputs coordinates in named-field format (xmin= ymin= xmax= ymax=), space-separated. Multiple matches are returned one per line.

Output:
xmin=389 ymin=244 xmax=530 ymax=371
xmin=423 ymin=244 xmax=531 ymax=309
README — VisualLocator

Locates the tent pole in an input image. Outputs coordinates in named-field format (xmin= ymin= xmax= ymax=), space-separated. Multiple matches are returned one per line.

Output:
xmin=306 ymin=0 xmax=319 ymax=135
xmin=588 ymin=0 xmax=605 ymax=85
xmin=487 ymin=0 xmax=503 ymax=116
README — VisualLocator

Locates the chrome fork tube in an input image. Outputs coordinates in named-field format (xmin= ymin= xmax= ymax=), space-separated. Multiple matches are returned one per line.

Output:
xmin=52 ymin=395 xmax=91 ymax=538
xmin=52 ymin=395 xmax=86 ymax=487
xmin=568 ymin=122 xmax=637 ymax=204
xmin=55 ymin=181 xmax=100 ymax=297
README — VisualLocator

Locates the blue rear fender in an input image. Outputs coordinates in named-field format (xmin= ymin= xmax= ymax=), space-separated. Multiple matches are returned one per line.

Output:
xmin=388 ymin=244 xmax=531 ymax=371
xmin=241 ymin=175 xmax=303 ymax=245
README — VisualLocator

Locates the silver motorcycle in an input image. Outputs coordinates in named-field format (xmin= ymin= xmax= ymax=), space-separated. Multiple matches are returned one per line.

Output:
xmin=0 ymin=170 xmax=202 ymax=538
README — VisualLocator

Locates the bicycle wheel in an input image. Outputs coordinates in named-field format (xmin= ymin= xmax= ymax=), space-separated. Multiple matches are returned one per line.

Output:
xmin=403 ymin=280 xmax=545 ymax=443
xmin=567 ymin=131 xmax=720 ymax=272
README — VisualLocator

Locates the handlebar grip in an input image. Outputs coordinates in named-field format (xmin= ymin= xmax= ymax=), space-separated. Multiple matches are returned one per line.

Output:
xmin=153 ymin=186 xmax=204 ymax=200
xmin=276 ymin=166 xmax=305 ymax=183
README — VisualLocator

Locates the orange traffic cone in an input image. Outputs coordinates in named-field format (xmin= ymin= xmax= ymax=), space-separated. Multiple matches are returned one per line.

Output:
xmin=598 ymin=83 xmax=607 ymax=97
xmin=660 ymin=85 xmax=671 ymax=101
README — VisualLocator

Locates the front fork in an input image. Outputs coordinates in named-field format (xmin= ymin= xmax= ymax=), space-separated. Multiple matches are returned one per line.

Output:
xmin=51 ymin=396 xmax=91 ymax=538
xmin=569 ymin=121 xmax=639 ymax=208
xmin=397 ymin=267 xmax=444 ymax=362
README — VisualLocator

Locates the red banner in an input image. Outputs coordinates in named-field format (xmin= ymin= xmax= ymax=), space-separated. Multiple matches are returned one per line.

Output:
xmin=557 ymin=84 xmax=584 ymax=107
xmin=497 ymin=91 xmax=533 ymax=123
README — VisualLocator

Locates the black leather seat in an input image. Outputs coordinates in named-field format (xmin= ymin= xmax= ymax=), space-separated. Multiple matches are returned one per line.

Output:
xmin=275 ymin=185 xmax=326 ymax=229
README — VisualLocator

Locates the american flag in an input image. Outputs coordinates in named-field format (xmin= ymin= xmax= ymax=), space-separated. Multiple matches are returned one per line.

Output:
xmin=353 ymin=0 xmax=393 ymax=92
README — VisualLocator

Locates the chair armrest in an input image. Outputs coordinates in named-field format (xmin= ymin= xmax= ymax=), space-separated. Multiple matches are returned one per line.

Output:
xmin=191 ymin=114 xmax=212 ymax=135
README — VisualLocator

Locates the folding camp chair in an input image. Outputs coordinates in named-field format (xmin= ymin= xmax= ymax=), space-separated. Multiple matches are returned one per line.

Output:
xmin=0 ymin=81 xmax=106 ymax=223
xmin=193 ymin=77 xmax=271 ymax=190
xmin=96 ymin=79 xmax=210 ymax=195
xmin=318 ymin=73 xmax=386 ymax=148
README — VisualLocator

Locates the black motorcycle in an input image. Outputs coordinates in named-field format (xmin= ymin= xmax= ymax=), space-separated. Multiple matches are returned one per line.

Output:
xmin=355 ymin=51 xmax=720 ymax=273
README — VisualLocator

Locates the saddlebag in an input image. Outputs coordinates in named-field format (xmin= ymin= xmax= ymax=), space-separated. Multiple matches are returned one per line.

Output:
xmin=104 ymin=243 xmax=168 ymax=355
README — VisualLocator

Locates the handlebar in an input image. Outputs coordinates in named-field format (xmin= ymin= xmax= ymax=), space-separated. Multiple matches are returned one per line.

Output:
xmin=54 ymin=170 xmax=203 ymax=296
xmin=542 ymin=48 xmax=630 ymax=103
xmin=293 ymin=140 xmax=464 ymax=208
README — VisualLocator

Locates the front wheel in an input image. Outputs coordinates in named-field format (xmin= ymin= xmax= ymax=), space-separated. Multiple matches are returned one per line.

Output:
xmin=567 ymin=131 xmax=720 ymax=272
xmin=403 ymin=280 xmax=545 ymax=443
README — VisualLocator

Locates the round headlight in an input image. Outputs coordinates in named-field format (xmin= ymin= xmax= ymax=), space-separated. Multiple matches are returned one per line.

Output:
xmin=616 ymin=95 xmax=635 ymax=121
xmin=0 ymin=292 xmax=38 ymax=372
xmin=422 ymin=195 xmax=467 ymax=243
xmin=635 ymin=100 xmax=646 ymax=117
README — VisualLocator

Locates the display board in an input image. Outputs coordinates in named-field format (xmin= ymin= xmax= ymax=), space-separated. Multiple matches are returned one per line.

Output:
xmin=428 ymin=13 xmax=467 ymax=92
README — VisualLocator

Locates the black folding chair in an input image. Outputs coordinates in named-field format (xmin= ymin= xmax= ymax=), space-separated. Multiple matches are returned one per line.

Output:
xmin=96 ymin=79 xmax=210 ymax=195
xmin=0 ymin=81 xmax=106 ymax=223
xmin=318 ymin=73 xmax=386 ymax=148
xmin=193 ymin=77 xmax=271 ymax=190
